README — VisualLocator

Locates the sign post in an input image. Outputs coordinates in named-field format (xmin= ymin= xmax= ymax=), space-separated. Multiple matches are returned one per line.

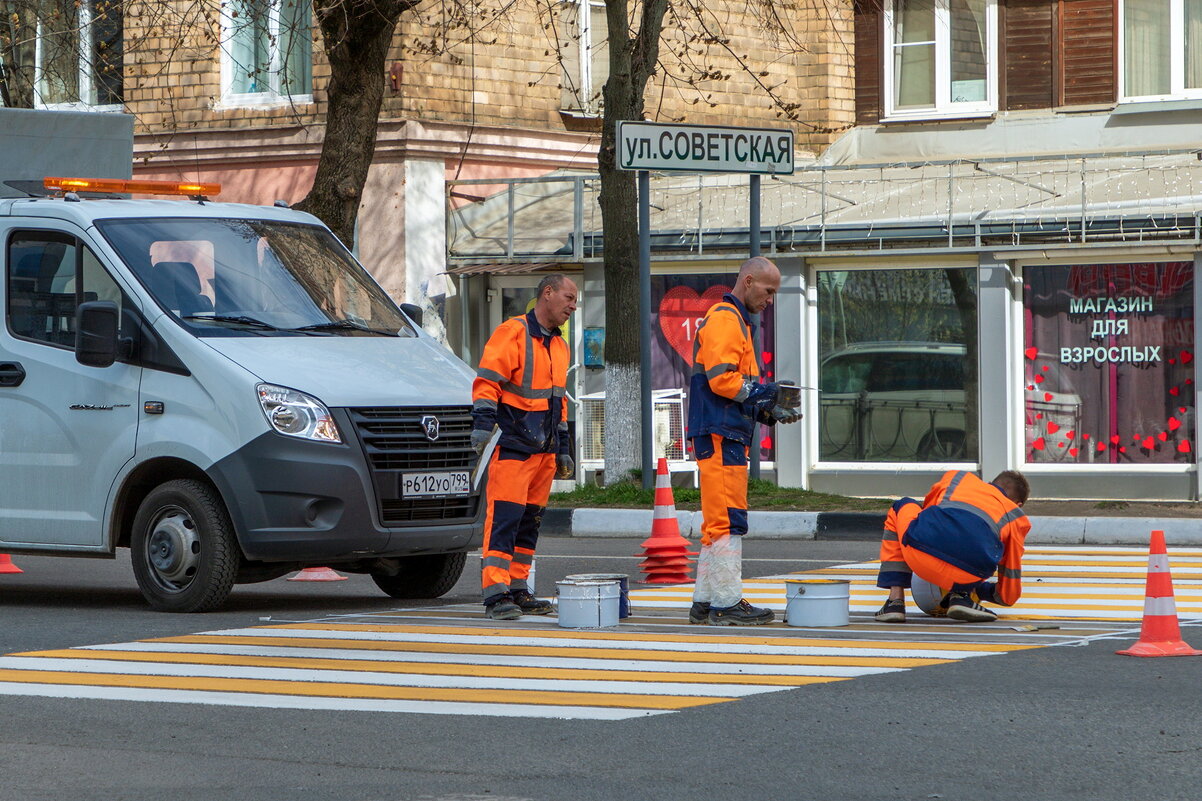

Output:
xmin=616 ymin=122 xmax=795 ymax=488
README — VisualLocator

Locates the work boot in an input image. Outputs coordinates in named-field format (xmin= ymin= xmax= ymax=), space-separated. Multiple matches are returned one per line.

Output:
xmin=484 ymin=596 xmax=522 ymax=621
xmin=511 ymin=589 xmax=553 ymax=615
xmin=873 ymin=598 xmax=906 ymax=623
xmin=688 ymin=601 xmax=711 ymax=624
xmin=708 ymin=599 xmax=774 ymax=626
xmin=946 ymin=591 xmax=997 ymax=623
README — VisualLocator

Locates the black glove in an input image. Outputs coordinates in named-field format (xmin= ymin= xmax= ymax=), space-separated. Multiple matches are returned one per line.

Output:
xmin=555 ymin=454 xmax=575 ymax=479
xmin=769 ymin=406 xmax=801 ymax=424
xmin=471 ymin=429 xmax=493 ymax=455
xmin=745 ymin=380 xmax=779 ymax=418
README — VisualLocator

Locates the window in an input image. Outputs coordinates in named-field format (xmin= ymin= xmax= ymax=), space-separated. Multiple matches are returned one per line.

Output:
xmin=559 ymin=0 xmax=609 ymax=114
xmin=222 ymin=0 xmax=312 ymax=104
xmin=0 ymin=0 xmax=123 ymax=109
xmin=1121 ymin=0 xmax=1202 ymax=100
xmin=7 ymin=232 xmax=126 ymax=349
xmin=883 ymin=0 xmax=996 ymax=118
xmin=1023 ymin=262 xmax=1195 ymax=464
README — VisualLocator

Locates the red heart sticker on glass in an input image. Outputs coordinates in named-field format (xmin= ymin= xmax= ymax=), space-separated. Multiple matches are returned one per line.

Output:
xmin=1119 ymin=446 xmax=1127 ymax=453
xmin=1045 ymin=422 xmax=1059 ymax=433
xmin=1170 ymin=359 xmax=1177 ymax=365
xmin=1180 ymin=440 xmax=1192 ymax=453
xmin=1096 ymin=442 xmax=1106 ymax=452
xmin=1179 ymin=407 xmax=1188 ymax=415
xmin=1069 ymin=447 xmax=1079 ymax=457
xmin=1143 ymin=436 xmax=1155 ymax=449
xmin=1169 ymin=417 xmax=1182 ymax=432
xmin=1034 ymin=374 xmax=1044 ymax=384
xmin=1058 ymin=442 xmax=1065 ymax=448
xmin=1041 ymin=365 xmax=1049 ymax=372
xmin=1170 ymin=387 xmax=1180 ymax=396
xmin=1187 ymin=379 xmax=1194 ymax=385
xmin=1083 ymin=433 xmax=1090 ymax=440
xmin=1181 ymin=350 xmax=1194 ymax=364
xmin=1133 ymin=434 xmax=1142 ymax=442
xmin=1159 ymin=431 xmax=1169 ymax=442
xmin=762 ymin=351 xmax=773 ymax=365
xmin=1031 ymin=437 xmax=1046 ymax=451
xmin=1110 ymin=435 xmax=1121 ymax=444
xmin=658 ymin=284 xmax=731 ymax=364
xmin=1025 ymin=348 xmax=1038 ymax=360
xmin=1044 ymin=393 xmax=1054 ymax=402
xmin=1035 ymin=413 xmax=1043 ymax=420
xmin=1066 ymin=430 xmax=1075 ymax=439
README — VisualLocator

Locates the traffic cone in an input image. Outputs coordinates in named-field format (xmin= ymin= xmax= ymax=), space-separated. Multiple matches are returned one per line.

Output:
xmin=0 ymin=554 xmax=22 ymax=574
xmin=635 ymin=458 xmax=696 ymax=584
xmin=287 ymin=566 xmax=348 ymax=582
xmin=1116 ymin=530 xmax=1202 ymax=657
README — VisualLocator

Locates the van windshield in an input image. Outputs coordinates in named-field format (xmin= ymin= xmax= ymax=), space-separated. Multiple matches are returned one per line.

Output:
xmin=95 ymin=218 xmax=416 ymax=337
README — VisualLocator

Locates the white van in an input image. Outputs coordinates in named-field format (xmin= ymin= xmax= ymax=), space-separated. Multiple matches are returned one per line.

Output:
xmin=0 ymin=177 xmax=483 ymax=611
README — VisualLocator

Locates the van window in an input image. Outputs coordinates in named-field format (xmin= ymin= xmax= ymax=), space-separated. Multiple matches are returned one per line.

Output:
xmin=7 ymin=231 xmax=126 ymax=349
xmin=820 ymin=353 xmax=873 ymax=393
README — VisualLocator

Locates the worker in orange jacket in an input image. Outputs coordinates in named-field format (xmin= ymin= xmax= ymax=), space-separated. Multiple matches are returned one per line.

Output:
xmin=874 ymin=469 xmax=1031 ymax=623
xmin=686 ymin=257 xmax=802 ymax=625
xmin=471 ymin=274 xmax=577 ymax=620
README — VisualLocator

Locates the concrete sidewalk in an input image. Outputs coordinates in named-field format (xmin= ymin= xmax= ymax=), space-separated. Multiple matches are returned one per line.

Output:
xmin=543 ymin=508 xmax=1202 ymax=545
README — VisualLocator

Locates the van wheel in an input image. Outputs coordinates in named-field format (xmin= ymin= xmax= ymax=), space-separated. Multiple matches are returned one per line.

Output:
xmin=131 ymin=479 xmax=238 ymax=613
xmin=371 ymin=552 xmax=466 ymax=599
xmin=918 ymin=430 xmax=967 ymax=461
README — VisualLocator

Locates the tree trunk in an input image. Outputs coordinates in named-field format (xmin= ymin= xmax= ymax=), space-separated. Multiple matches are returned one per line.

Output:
xmin=597 ymin=0 xmax=667 ymax=485
xmin=295 ymin=0 xmax=416 ymax=248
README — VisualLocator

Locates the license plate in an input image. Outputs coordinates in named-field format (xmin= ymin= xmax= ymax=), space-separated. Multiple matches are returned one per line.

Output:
xmin=401 ymin=470 xmax=471 ymax=498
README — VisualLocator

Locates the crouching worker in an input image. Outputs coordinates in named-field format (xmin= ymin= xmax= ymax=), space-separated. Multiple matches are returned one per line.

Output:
xmin=874 ymin=470 xmax=1030 ymax=623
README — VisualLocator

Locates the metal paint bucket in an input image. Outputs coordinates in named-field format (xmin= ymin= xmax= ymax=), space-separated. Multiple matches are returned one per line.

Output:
xmin=776 ymin=381 xmax=801 ymax=408
xmin=784 ymin=579 xmax=850 ymax=627
xmin=556 ymin=579 xmax=620 ymax=628
xmin=564 ymin=573 xmax=631 ymax=618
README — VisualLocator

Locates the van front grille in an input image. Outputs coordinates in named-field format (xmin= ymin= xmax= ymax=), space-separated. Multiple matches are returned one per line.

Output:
xmin=347 ymin=405 xmax=481 ymax=527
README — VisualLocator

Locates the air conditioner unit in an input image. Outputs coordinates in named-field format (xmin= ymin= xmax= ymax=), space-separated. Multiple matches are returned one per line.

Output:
xmin=579 ymin=389 xmax=686 ymax=462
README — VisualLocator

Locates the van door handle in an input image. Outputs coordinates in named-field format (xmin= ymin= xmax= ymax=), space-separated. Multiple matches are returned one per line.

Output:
xmin=0 ymin=362 xmax=26 ymax=387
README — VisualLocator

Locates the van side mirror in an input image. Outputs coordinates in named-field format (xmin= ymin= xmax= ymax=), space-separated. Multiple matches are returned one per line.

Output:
xmin=75 ymin=301 xmax=120 ymax=368
xmin=400 ymin=302 xmax=423 ymax=328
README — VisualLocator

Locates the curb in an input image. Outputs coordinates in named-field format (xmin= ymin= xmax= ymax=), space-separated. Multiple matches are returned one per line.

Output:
xmin=546 ymin=508 xmax=1202 ymax=546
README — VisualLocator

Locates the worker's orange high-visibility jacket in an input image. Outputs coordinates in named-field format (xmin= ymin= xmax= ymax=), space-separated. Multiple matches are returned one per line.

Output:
xmin=901 ymin=470 xmax=1030 ymax=606
xmin=472 ymin=311 xmax=569 ymax=455
xmin=686 ymin=296 xmax=766 ymax=446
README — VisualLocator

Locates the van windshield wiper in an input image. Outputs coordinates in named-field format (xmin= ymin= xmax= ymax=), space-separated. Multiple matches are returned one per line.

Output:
xmin=290 ymin=319 xmax=399 ymax=336
xmin=181 ymin=314 xmax=282 ymax=330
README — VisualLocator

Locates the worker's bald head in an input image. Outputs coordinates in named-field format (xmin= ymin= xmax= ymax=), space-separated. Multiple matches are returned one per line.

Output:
xmin=732 ymin=257 xmax=781 ymax=313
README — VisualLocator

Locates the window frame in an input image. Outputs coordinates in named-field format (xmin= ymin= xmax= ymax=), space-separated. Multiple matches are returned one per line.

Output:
xmin=881 ymin=0 xmax=998 ymax=121
xmin=558 ymin=0 xmax=608 ymax=116
xmin=1118 ymin=0 xmax=1202 ymax=102
xmin=218 ymin=0 xmax=314 ymax=109
xmin=30 ymin=0 xmax=123 ymax=112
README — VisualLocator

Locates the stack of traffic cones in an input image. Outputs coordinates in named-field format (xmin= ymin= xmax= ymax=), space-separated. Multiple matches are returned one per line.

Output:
xmin=635 ymin=458 xmax=696 ymax=584
xmin=288 ymin=566 xmax=347 ymax=582
xmin=1117 ymin=530 xmax=1202 ymax=657
xmin=0 ymin=554 xmax=22 ymax=574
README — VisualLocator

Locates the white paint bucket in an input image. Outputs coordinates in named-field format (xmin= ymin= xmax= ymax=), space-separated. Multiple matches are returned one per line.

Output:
xmin=556 ymin=579 xmax=620 ymax=629
xmin=564 ymin=573 xmax=631 ymax=618
xmin=785 ymin=579 xmax=850 ymax=627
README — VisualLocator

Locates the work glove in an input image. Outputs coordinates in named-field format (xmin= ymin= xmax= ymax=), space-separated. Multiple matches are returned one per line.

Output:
xmin=471 ymin=429 xmax=493 ymax=456
xmin=770 ymin=406 xmax=802 ymax=425
xmin=555 ymin=454 xmax=575 ymax=479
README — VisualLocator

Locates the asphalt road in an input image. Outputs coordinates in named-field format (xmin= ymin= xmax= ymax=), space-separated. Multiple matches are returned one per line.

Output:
xmin=1 ymin=538 xmax=1200 ymax=801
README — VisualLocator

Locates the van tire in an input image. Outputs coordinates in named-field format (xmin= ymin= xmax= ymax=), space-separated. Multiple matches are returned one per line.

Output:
xmin=131 ymin=479 xmax=238 ymax=613
xmin=371 ymin=552 xmax=466 ymax=599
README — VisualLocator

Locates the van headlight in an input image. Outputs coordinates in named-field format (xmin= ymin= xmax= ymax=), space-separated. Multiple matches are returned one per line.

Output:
xmin=256 ymin=383 xmax=341 ymax=443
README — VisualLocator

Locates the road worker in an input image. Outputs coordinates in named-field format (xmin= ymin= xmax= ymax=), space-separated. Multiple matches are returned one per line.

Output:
xmin=471 ymin=274 xmax=578 ymax=620
xmin=687 ymin=256 xmax=802 ymax=626
xmin=874 ymin=469 xmax=1031 ymax=623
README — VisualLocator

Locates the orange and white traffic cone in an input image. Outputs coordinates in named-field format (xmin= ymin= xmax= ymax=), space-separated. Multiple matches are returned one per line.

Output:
xmin=635 ymin=458 xmax=696 ymax=584
xmin=1116 ymin=530 xmax=1202 ymax=658
xmin=287 ymin=566 xmax=348 ymax=582
xmin=0 ymin=554 xmax=23 ymax=574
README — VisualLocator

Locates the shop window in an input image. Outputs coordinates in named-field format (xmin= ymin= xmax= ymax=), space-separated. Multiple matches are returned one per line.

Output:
xmin=884 ymin=0 xmax=996 ymax=118
xmin=1024 ymin=262 xmax=1195 ymax=464
xmin=817 ymin=268 xmax=979 ymax=463
xmin=221 ymin=0 xmax=312 ymax=105
xmin=558 ymin=0 xmax=609 ymax=115
xmin=651 ymin=274 xmax=776 ymax=462
xmin=1121 ymin=0 xmax=1202 ymax=100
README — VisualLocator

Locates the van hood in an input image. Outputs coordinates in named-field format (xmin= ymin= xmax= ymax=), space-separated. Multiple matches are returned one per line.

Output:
xmin=202 ymin=335 xmax=476 ymax=408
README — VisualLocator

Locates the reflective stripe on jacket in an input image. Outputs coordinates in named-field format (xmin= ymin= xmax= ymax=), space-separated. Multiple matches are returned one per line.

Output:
xmin=903 ymin=470 xmax=1030 ymax=606
xmin=686 ymin=294 xmax=760 ymax=445
xmin=472 ymin=311 xmax=569 ymax=455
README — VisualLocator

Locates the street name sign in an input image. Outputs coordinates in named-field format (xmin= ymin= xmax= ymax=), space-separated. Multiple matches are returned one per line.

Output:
xmin=617 ymin=121 xmax=795 ymax=175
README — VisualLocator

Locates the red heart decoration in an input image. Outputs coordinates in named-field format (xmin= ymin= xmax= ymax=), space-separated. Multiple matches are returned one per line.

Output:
xmin=1035 ymin=413 xmax=1043 ymax=420
xmin=762 ymin=350 xmax=773 ymax=365
xmin=1057 ymin=442 xmax=1065 ymax=448
xmin=1034 ymin=374 xmax=1045 ymax=384
xmin=1133 ymin=434 xmax=1142 ymax=442
xmin=1031 ymin=437 xmax=1046 ymax=451
xmin=658 ymin=285 xmax=730 ymax=365
xmin=1179 ymin=407 xmax=1187 ymax=414
xmin=1170 ymin=386 xmax=1180 ymax=396
xmin=1066 ymin=430 xmax=1075 ymax=439
xmin=1096 ymin=442 xmax=1106 ymax=452
xmin=1187 ymin=379 xmax=1194 ymax=385
xmin=1083 ymin=433 xmax=1090 ymax=440
xmin=1181 ymin=350 xmax=1194 ymax=364
xmin=1143 ymin=436 xmax=1155 ymax=449
xmin=1110 ymin=435 xmax=1121 ymax=444
xmin=1027 ymin=385 xmax=1036 ymax=391
xmin=760 ymin=435 xmax=772 ymax=449
xmin=1170 ymin=359 xmax=1177 ymax=365
xmin=1119 ymin=446 xmax=1127 ymax=453
xmin=1046 ymin=421 xmax=1060 ymax=433
xmin=1180 ymin=440 xmax=1192 ymax=453
xmin=1041 ymin=365 xmax=1049 ymax=372
xmin=1169 ymin=417 xmax=1182 ymax=432
xmin=1024 ymin=347 xmax=1038 ymax=360
xmin=1044 ymin=392 xmax=1054 ymax=402
xmin=1069 ymin=447 xmax=1079 ymax=457
xmin=1158 ymin=431 xmax=1169 ymax=442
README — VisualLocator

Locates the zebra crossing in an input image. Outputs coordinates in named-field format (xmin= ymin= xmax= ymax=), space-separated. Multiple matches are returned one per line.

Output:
xmin=0 ymin=545 xmax=1180 ymax=720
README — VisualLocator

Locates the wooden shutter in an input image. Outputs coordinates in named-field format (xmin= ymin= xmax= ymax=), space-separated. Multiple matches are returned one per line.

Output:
xmin=855 ymin=0 xmax=883 ymax=124
xmin=1060 ymin=0 xmax=1116 ymax=105
xmin=1002 ymin=0 xmax=1056 ymax=110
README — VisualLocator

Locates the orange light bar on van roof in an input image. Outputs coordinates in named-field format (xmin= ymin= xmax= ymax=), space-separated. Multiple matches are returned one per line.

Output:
xmin=43 ymin=177 xmax=221 ymax=197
